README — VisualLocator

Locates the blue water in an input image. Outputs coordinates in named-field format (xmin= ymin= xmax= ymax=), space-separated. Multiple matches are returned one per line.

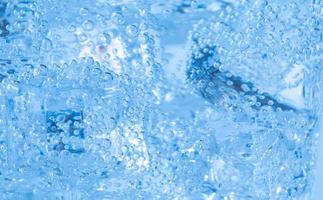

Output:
xmin=0 ymin=0 xmax=321 ymax=199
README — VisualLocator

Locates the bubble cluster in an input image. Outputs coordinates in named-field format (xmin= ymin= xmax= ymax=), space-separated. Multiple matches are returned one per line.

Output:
xmin=188 ymin=0 xmax=321 ymax=94
xmin=0 ymin=0 xmax=160 ymax=198
xmin=186 ymin=0 xmax=321 ymax=199
xmin=0 ymin=0 xmax=321 ymax=199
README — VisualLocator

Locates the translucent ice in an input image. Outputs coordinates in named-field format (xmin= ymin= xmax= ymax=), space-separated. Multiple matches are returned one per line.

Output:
xmin=0 ymin=0 xmax=322 ymax=199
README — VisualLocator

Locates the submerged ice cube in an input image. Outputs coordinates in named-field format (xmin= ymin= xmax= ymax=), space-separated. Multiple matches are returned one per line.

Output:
xmin=0 ymin=0 xmax=321 ymax=199
xmin=46 ymin=110 xmax=85 ymax=153
xmin=184 ymin=0 xmax=321 ymax=199
xmin=46 ymin=110 xmax=84 ymax=137
xmin=187 ymin=44 xmax=297 ymax=112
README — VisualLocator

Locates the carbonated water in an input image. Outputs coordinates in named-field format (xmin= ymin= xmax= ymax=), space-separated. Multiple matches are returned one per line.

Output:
xmin=0 ymin=0 xmax=321 ymax=199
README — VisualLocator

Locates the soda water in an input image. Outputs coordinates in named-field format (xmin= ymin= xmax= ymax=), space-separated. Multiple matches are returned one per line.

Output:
xmin=0 ymin=0 xmax=321 ymax=199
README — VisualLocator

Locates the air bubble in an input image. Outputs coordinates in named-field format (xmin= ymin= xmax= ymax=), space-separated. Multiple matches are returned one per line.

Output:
xmin=77 ymin=32 xmax=88 ymax=42
xmin=82 ymin=20 xmax=94 ymax=31
xmin=111 ymin=12 xmax=125 ymax=25
xmin=41 ymin=38 xmax=53 ymax=52
xmin=226 ymin=80 xmax=233 ymax=86
xmin=126 ymin=25 xmax=139 ymax=37
xmin=67 ymin=25 xmax=76 ymax=33
xmin=79 ymin=8 xmax=90 ymax=16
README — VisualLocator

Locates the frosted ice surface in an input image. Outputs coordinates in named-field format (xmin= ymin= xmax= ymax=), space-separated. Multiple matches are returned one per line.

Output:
xmin=0 ymin=0 xmax=322 ymax=199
